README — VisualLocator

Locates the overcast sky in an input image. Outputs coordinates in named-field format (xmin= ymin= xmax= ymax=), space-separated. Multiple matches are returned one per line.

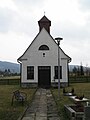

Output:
xmin=0 ymin=0 xmax=90 ymax=66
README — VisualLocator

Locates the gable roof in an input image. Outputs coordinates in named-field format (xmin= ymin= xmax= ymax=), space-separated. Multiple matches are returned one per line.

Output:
xmin=38 ymin=15 xmax=51 ymax=23
xmin=17 ymin=28 xmax=71 ymax=63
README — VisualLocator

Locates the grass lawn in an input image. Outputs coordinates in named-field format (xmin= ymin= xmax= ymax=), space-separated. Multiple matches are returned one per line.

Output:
xmin=52 ymin=83 xmax=90 ymax=120
xmin=0 ymin=85 xmax=36 ymax=120
xmin=0 ymin=76 xmax=20 ymax=79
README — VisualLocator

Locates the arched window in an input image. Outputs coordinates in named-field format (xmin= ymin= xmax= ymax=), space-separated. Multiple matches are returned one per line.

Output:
xmin=39 ymin=45 xmax=49 ymax=50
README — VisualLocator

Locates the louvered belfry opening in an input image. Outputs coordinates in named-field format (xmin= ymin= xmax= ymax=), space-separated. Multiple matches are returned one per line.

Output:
xmin=38 ymin=15 xmax=51 ymax=34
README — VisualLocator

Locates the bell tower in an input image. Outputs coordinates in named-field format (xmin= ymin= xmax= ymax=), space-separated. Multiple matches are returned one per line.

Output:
xmin=38 ymin=15 xmax=51 ymax=34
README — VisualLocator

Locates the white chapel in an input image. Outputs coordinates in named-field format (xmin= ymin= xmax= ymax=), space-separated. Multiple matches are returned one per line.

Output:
xmin=17 ymin=15 xmax=71 ymax=88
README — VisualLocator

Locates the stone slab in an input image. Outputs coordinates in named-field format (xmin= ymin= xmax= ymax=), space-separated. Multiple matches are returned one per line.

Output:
xmin=22 ymin=116 xmax=34 ymax=120
xmin=21 ymin=88 xmax=60 ymax=120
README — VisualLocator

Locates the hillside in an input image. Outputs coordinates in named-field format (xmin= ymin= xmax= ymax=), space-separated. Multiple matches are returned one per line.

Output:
xmin=0 ymin=61 xmax=20 ymax=73
xmin=0 ymin=61 xmax=89 ymax=74
xmin=69 ymin=64 xmax=90 ymax=72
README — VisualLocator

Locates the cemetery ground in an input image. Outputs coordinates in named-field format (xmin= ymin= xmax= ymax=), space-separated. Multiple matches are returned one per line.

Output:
xmin=0 ymin=85 xmax=36 ymax=120
xmin=0 ymin=77 xmax=90 ymax=120
xmin=52 ymin=83 xmax=90 ymax=120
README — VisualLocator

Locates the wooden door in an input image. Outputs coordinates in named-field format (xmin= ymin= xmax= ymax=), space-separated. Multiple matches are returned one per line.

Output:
xmin=38 ymin=66 xmax=51 ymax=88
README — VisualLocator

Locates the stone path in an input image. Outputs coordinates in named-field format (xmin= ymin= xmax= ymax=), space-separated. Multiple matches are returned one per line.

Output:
xmin=21 ymin=88 xmax=60 ymax=120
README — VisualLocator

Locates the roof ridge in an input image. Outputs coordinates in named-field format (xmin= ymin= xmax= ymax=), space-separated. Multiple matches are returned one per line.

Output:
xmin=38 ymin=15 xmax=51 ymax=22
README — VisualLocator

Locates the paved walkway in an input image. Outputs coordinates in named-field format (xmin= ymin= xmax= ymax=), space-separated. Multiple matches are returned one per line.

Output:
xmin=22 ymin=88 xmax=60 ymax=120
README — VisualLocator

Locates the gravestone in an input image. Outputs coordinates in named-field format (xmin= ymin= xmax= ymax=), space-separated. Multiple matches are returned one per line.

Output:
xmin=84 ymin=106 xmax=90 ymax=120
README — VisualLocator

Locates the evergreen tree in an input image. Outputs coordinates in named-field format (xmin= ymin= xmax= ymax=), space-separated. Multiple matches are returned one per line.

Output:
xmin=73 ymin=66 xmax=77 ymax=76
xmin=80 ymin=62 xmax=84 ymax=75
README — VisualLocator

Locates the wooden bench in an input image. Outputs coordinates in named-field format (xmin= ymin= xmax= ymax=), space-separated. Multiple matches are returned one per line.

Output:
xmin=11 ymin=90 xmax=27 ymax=105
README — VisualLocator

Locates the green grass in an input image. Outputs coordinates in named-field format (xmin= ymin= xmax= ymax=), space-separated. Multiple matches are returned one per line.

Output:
xmin=0 ymin=85 xmax=36 ymax=120
xmin=0 ymin=83 xmax=90 ymax=120
xmin=0 ymin=76 xmax=20 ymax=80
xmin=51 ymin=83 xmax=90 ymax=120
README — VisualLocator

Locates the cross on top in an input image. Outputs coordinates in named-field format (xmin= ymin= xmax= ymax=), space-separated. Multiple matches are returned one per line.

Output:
xmin=44 ymin=11 xmax=45 ymax=15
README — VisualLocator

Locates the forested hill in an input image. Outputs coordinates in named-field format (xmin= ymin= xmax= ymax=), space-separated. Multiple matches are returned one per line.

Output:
xmin=69 ymin=65 xmax=90 ymax=72
xmin=0 ymin=61 xmax=20 ymax=73
xmin=0 ymin=61 xmax=89 ymax=74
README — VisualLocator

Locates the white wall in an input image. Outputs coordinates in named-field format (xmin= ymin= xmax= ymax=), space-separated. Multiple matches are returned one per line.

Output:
xmin=20 ymin=28 xmax=70 ymax=84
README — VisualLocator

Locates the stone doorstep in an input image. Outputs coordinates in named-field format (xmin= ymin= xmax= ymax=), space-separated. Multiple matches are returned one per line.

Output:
xmin=36 ymin=110 xmax=47 ymax=113
xmin=35 ymin=116 xmax=47 ymax=120
xmin=22 ymin=116 xmax=47 ymax=120
xmin=47 ymin=106 xmax=56 ymax=109
xmin=48 ymin=117 xmax=60 ymax=120
xmin=36 ymin=110 xmax=47 ymax=114
xmin=46 ymin=94 xmax=52 ymax=97
xmin=38 ymin=103 xmax=47 ymax=106
xmin=25 ymin=113 xmax=47 ymax=117
xmin=47 ymin=111 xmax=58 ymax=113
xmin=22 ymin=116 xmax=60 ymax=120
xmin=47 ymin=101 xmax=55 ymax=104
xmin=22 ymin=116 xmax=34 ymax=120
xmin=25 ymin=110 xmax=47 ymax=115
xmin=47 ymin=114 xmax=59 ymax=118
xmin=36 ymin=113 xmax=47 ymax=117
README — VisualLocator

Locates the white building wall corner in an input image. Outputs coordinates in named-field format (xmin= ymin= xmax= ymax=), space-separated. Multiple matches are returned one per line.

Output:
xmin=20 ymin=59 xmax=69 ymax=87
xmin=19 ymin=29 xmax=70 ymax=88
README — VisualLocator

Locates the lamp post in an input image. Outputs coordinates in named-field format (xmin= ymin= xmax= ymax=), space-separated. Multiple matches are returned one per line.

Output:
xmin=55 ymin=37 xmax=63 ymax=99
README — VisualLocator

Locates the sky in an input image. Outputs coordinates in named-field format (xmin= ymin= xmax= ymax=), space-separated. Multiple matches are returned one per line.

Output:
xmin=0 ymin=0 xmax=90 ymax=67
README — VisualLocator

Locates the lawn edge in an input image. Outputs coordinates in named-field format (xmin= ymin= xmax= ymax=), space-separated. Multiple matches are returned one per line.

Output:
xmin=50 ymin=88 xmax=61 ymax=118
xmin=17 ymin=88 xmax=38 ymax=120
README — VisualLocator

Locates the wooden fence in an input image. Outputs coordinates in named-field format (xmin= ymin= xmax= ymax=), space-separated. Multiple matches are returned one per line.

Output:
xmin=0 ymin=76 xmax=90 ymax=85
xmin=69 ymin=76 xmax=90 ymax=83
xmin=0 ymin=76 xmax=20 ymax=85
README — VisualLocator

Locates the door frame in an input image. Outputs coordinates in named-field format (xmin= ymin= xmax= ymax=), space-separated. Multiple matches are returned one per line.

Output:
xmin=38 ymin=66 xmax=51 ymax=88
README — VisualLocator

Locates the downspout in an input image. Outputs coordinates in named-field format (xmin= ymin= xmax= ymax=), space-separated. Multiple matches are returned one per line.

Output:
xmin=17 ymin=60 xmax=22 ymax=87
xmin=68 ymin=58 xmax=72 ymax=87
xmin=68 ymin=62 xmax=69 ymax=87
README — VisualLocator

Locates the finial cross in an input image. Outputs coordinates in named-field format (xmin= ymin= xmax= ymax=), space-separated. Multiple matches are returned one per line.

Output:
xmin=44 ymin=11 xmax=45 ymax=15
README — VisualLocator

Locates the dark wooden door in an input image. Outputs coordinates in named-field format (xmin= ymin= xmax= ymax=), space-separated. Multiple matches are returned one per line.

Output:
xmin=38 ymin=66 xmax=51 ymax=88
